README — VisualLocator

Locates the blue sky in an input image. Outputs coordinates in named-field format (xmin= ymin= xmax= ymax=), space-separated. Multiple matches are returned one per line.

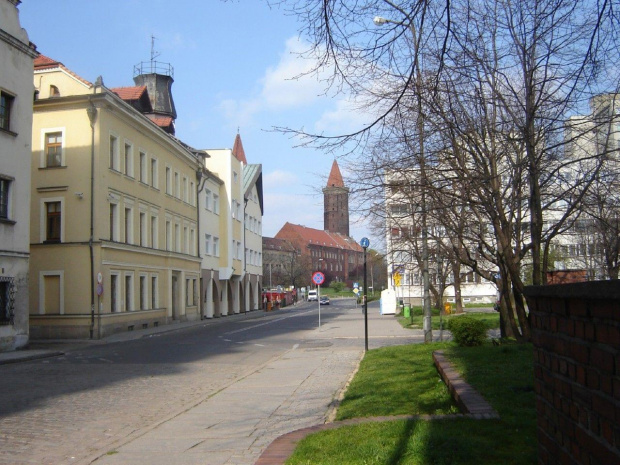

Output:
xmin=19 ymin=0 xmax=375 ymax=245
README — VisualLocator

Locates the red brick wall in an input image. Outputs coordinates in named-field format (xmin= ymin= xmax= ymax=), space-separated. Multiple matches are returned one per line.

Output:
xmin=524 ymin=281 xmax=620 ymax=465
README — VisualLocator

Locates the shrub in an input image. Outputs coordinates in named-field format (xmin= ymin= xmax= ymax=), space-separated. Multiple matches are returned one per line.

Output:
xmin=329 ymin=281 xmax=345 ymax=293
xmin=447 ymin=316 xmax=487 ymax=346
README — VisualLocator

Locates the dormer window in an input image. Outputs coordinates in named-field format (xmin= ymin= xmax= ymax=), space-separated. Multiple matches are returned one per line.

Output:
xmin=50 ymin=85 xmax=60 ymax=98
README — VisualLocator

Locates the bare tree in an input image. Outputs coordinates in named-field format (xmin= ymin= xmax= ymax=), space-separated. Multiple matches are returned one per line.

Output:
xmin=271 ymin=0 xmax=619 ymax=341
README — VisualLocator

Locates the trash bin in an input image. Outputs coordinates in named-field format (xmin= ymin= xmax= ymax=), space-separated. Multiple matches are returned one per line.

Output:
xmin=404 ymin=306 xmax=411 ymax=318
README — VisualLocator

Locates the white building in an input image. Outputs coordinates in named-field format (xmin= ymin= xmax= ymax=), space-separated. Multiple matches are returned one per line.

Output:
xmin=0 ymin=0 xmax=37 ymax=351
xmin=201 ymin=134 xmax=263 ymax=316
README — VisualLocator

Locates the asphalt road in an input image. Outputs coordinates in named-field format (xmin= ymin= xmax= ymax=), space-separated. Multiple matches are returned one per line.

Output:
xmin=0 ymin=298 xmax=422 ymax=465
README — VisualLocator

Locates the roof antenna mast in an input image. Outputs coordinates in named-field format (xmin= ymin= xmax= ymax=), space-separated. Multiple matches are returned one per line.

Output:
xmin=150 ymin=34 xmax=161 ymax=66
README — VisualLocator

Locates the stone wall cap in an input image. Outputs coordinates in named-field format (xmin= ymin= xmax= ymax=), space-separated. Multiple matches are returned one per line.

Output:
xmin=524 ymin=280 xmax=620 ymax=300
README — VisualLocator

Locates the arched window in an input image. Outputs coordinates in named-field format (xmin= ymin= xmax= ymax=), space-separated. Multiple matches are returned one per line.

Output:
xmin=50 ymin=85 xmax=60 ymax=97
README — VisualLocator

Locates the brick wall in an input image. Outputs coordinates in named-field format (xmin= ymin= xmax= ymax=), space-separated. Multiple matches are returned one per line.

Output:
xmin=524 ymin=281 xmax=620 ymax=465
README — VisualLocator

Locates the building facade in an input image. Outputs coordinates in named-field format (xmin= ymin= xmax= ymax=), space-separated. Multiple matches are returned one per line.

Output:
xmin=202 ymin=134 xmax=263 ymax=316
xmin=30 ymin=55 xmax=202 ymax=339
xmin=0 ymin=0 xmax=37 ymax=351
xmin=323 ymin=160 xmax=349 ymax=236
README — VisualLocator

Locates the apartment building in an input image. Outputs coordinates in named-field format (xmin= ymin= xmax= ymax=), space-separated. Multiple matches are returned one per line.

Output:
xmin=29 ymin=55 xmax=202 ymax=339
xmin=202 ymin=134 xmax=263 ymax=315
xmin=0 ymin=0 xmax=37 ymax=351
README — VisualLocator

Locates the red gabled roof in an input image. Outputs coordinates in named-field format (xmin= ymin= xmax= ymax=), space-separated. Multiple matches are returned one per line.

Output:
xmin=263 ymin=237 xmax=297 ymax=253
xmin=232 ymin=133 xmax=248 ymax=164
xmin=33 ymin=54 xmax=92 ymax=87
xmin=146 ymin=114 xmax=174 ymax=127
xmin=275 ymin=222 xmax=362 ymax=252
xmin=110 ymin=86 xmax=147 ymax=101
xmin=326 ymin=160 xmax=345 ymax=188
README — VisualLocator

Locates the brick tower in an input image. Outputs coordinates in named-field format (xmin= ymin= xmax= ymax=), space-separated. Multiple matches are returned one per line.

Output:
xmin=323 ymin=160 xmax=349 ymax=236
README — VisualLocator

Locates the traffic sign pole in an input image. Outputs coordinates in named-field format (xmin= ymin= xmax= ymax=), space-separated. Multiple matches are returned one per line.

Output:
xmin=360 ymin=238 xmax=370 ymax=352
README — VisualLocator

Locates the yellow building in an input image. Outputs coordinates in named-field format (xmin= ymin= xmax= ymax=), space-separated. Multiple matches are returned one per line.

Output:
xmin=30 ymin=55 xmax=202 ymax=339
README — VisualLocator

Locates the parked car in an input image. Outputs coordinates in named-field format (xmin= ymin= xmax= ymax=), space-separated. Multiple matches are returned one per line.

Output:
xmin=320 ymin=296 xmax=330 ymax=305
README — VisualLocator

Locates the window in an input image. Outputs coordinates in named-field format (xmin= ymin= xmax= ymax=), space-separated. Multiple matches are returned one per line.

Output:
xmin=109 ymin=203 xmax=118 ymax=241
xmin=190 ymin=181 xmax=195 ymax=206
xmin=175 ymin=223 xmax=180 ymax=252
xmin=213 ymin=193 xmax=219 ymax=214
xmin=109 ymin=135 xmax=119 ymax=170
xmin=165 ymin=167 xmax=171 ymax=194
xmin=110 ymin=274 xmax=119 ymax=313
xmin=139 ymin=151 xmax=147 ymax=183
xmin=205 ymin=234 xmax=211 ymax=255
xmin=233 ymin=171 xmax=238 ymax=183
xmin=50 ymin=85 xmax=60 ymax=97
xmin=124 ymin=142 xmax=133 ymax=177
xmin=183 ymin=176 xmax=188 ymax=202
xmin=45 ymin=201 xmax=61 ymax=242
xmin=124 ymin=207 xmax=132 ymax=244
xmin=0 ymin=91 xmax=14 ymax=132
xmin=45 ymin=132 xmax=62 ymax=167
xmin=140 ymin=275 xmax=147 ymax=310
xmin=183 ymin=226 xmax=188 ymax=253
xmin=139 ymin=211 xmax=147 ymax=246
xmin=151 ymin=275 xmax=158 ymax=309
xmin=150 ymin=158 xmax=158 ymax=188
xmin=174 ymin=172 xmax=180 ymax=198
xmin=124 ymin=273 xmax=133 ymax=311
xmin=0 ymin=277 xmax=15 ymax=325
xmin=213 ymin=237 xmax=219 ymax=257
xmin=190 ymin=228 xmax=195 ymax=255
xmin=151 ymin=216 xmax=158 ymax=249
xmin=0 ymin=177 xmax=11 ymax=219
xmin=205 ymin=189 xmax=212 ymax=211
xmin=165 ymin=221 xmax=171 ymax=251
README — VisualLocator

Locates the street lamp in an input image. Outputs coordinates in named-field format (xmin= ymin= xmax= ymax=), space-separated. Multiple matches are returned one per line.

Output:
xmin=374 ymin=14 xmax=433 ymax=342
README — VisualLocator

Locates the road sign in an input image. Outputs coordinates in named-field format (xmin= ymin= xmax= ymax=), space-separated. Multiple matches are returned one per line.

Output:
xmin=360 ymin=237 xmax=370 ymax=248
xmin=353 ymin=288 xmax=359 ymax=295
xmin=96 ymin=283 xmax=104 ymax=296
xmin=312 ymin=271 xmax=325 ymax=285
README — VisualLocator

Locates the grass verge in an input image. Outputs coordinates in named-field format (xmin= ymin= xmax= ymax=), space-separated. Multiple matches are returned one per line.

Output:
xmin=398 ymin=309 xmax=500 ymax=331
xmin=286 ymin=341 xmax=536 ymax=465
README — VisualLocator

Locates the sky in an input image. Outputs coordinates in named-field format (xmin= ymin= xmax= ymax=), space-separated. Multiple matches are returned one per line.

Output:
xmin=18 ymin=0 xmax=378 ymax=247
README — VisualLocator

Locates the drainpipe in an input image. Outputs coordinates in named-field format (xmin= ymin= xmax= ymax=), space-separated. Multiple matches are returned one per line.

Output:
xmin=195 ymin=156 xmax=207 ymax=318
xmin=87 ymin=98 xmax=98 ymax=339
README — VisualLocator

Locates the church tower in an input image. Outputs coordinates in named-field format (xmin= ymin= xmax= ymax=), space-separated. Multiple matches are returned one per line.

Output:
xmin=323 ymin=160 xmax=349 ymax=236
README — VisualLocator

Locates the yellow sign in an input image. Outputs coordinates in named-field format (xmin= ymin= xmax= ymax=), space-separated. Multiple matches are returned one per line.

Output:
xmin=393 ymin=272 xmax=401 ymax=286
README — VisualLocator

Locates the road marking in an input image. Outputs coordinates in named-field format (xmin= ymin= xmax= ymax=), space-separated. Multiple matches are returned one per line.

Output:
xmin=222 ymin=310 xmax=314 ymax=336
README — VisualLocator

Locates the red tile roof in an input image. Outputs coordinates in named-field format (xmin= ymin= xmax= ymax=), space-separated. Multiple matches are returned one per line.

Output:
xmin=33 ymin=54 xmax=92 ymax=87
xmin=110 ymin=86 xmax=147 ymax=101
xmin=232 ymin=133 xmax=248 ymax=164
xmin=275 ymin=222 xmax=362 ymax=252
xmin=263 ymin=237 xmax=297 ymax=253
xmin=326 ymin=160 xmax=345 ymax=188
xmin=146 ymin=114 xmax=174 ymax=127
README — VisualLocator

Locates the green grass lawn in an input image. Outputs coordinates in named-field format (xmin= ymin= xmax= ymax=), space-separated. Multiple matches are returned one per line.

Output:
xmin=286 ymin=342 xmax=536 ymax=465
xmin=398 ymin=308 xmax=500 ymax=332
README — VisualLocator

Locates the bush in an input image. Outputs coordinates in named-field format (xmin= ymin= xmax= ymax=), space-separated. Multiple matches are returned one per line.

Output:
xmin=329 ymin=281 xmax=345 ymax=293
xmin=447 ymin=316 xmax=487 ymax=347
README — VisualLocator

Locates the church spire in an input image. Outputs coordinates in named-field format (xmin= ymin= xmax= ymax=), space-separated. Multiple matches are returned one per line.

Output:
xmin=326 ymin=159 xmax=345 ymax=187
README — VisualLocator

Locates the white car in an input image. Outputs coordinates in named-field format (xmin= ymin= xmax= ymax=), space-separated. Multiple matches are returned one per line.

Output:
xmin=307 ymin=290 xmax=318 ymax=301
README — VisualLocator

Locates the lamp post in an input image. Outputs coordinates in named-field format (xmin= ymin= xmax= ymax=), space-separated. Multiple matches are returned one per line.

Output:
xmin=374 ymin=15 xmax=432 ymax=342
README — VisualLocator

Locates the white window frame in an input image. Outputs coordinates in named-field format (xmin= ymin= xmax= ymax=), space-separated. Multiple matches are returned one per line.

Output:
xmin=150 ymin=157 xmax=159 ymax=188
xmin=150 ymin=213 xmax=158 ymax=249
xmin=139 ymin=273 xmax=148 ymax=310
xmin=205 ymin=189 xmax=212 ymax=211
xmin=139 ymin=150 xmax=147 ymax=183
xmin=109 ymin=132 xmax=120 ymax=171
xmin=213 ymin=193 xmax=220 ymax=214
xmin=124 ymin=271 xmax=134 ymax=312
xmin=110 ymin=272 xmax=120 ymax=313
xmin=109 ymin=200 xmax=119 ymax=241
xmin=205 ymin=234 xmax=212 ymax=255
xmin=40 ymin=197 xmax=65 ymax=243
xmin=213 ymin=237 xmax=220 ymax=257
xmin=151 ymin=274 xmax=159 ymax=309
xmin=40 ymin=128 xmax=66 ymax=168
xmin=124 ymin=140 xmax=134 ymax=177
